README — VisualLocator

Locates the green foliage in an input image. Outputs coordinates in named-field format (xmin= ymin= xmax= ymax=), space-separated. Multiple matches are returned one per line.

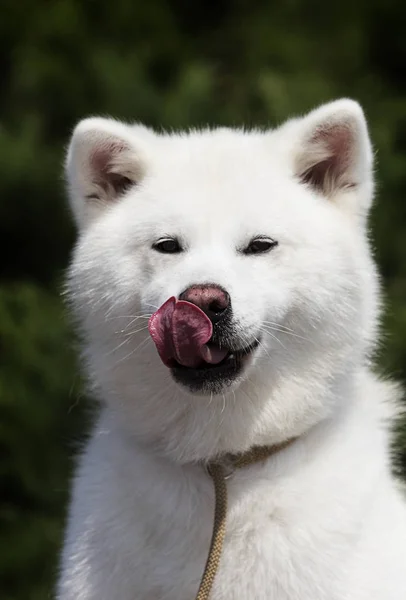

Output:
xmin=0 ymin=1 xmax=405 ymax=598
xmin=0 ymin=284 xmax=85 ymax=599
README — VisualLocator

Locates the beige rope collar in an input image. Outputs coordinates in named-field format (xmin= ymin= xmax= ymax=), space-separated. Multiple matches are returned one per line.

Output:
xmin=195 ymin=439 xmax=295 ymax=600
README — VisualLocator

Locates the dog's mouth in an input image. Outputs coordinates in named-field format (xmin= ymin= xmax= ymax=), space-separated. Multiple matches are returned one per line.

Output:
xmin=173 ymin=339 xmax=259 ymax=371
xmin=148 ymin=297 xmax=260 ymax=393
xmin=171 ymin=338 xmax=259 ymax=391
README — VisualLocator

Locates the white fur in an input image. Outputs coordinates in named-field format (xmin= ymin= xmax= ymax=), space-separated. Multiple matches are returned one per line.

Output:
xmin=58 ymin=100 xmax=406 ymax=599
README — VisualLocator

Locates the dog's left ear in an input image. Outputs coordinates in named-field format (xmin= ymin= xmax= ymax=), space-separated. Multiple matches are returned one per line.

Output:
xmin=289 ymin=99 xmax=374 ymax=217
xmin=65 ymin=118 xmax=153 ymax=230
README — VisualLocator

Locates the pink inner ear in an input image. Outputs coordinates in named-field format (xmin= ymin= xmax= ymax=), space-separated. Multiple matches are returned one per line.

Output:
xmin=302 ymin=124 xmax=355 ymax=192
xmin=89 ymin=141 xmax=133 ymax=197
xmin=315 ymin=125 xmax=353 ymax=170
xmin=90 ymin=141 xmax=128 ymax=177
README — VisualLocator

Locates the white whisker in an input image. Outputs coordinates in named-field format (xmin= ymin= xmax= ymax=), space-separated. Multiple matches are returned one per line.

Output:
xmin=262 ymin=320 xmax=296 ymax=333
xmin=239 ymin=385 xmax=256 ymax=409
xmin=261 ymin=323 xmax=309 ymax=342
xmin=115 ymin=335 xmax=151 ymax=365
xmin=145 ymin=302 xmax=159 ymax=310
xmin=106 ymin=337 xmax=131 ymax=356
xmin=122 ymin=325 xmax=149 ymax=337
xmin=259 ymin=328 xmax=287 ymax=351
xmin=255 ymin=336 xmax=274 ymax=359
xmin=106 ymin=314 xmax=152 ymax=321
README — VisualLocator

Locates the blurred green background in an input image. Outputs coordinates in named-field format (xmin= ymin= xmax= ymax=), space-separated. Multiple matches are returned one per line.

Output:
xmin=1 ymin=1 xmax=405 ymax=598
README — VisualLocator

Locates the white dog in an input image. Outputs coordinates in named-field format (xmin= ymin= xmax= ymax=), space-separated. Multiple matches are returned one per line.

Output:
xmin=58 ymin=100 xmax=406 ymax=599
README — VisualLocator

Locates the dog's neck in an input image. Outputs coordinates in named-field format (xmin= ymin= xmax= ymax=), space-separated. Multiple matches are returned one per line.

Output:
xmin=100 ymin=361 xmax=360 ymax=465
xmin=208 ymin=438 xmax=298 ymax=473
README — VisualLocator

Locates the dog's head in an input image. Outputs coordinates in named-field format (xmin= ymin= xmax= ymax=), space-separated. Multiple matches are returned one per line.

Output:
xmin=66 ymin=100 xmax=378 ymax=460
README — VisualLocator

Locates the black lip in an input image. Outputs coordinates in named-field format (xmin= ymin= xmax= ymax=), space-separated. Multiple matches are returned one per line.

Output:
xmin=171 ymin=338 xmax=260 ymax=393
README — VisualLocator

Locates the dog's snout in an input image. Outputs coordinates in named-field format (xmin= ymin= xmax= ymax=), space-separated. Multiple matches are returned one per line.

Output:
xmin=179 ymin=284 xmax=230 ymax=323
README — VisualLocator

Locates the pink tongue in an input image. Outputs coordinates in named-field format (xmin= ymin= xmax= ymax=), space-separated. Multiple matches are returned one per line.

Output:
xmin=148 ymin=297 xmax=229 ymax=368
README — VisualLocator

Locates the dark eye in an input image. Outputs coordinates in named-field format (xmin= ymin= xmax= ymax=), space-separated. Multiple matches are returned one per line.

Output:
xmin=243 ymin=238 xmax=278 ymax=255
xmin=153 ymin=238 xmax=183 ymax=254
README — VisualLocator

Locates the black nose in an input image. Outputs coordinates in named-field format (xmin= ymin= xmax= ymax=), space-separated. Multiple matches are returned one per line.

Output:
xmin=179 ymin=284 xmax=230 ymax=323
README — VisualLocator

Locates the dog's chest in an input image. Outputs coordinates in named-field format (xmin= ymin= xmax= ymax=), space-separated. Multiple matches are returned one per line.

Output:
xmin=62 ymin=429 xmax=405 ymax=600
xmin=133 ymin=468 xmax=353 ymax=600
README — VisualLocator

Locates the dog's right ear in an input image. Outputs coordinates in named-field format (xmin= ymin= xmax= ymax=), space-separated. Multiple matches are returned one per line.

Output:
xmin=66 ymin=118 xmax=151 ymax=230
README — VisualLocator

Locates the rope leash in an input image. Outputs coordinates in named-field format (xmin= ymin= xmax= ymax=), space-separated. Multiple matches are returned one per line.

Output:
xmin=195 ymin=463 xmax=228 ymax=600
xmin=195 ymin=440 xmax=295 ymax=600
